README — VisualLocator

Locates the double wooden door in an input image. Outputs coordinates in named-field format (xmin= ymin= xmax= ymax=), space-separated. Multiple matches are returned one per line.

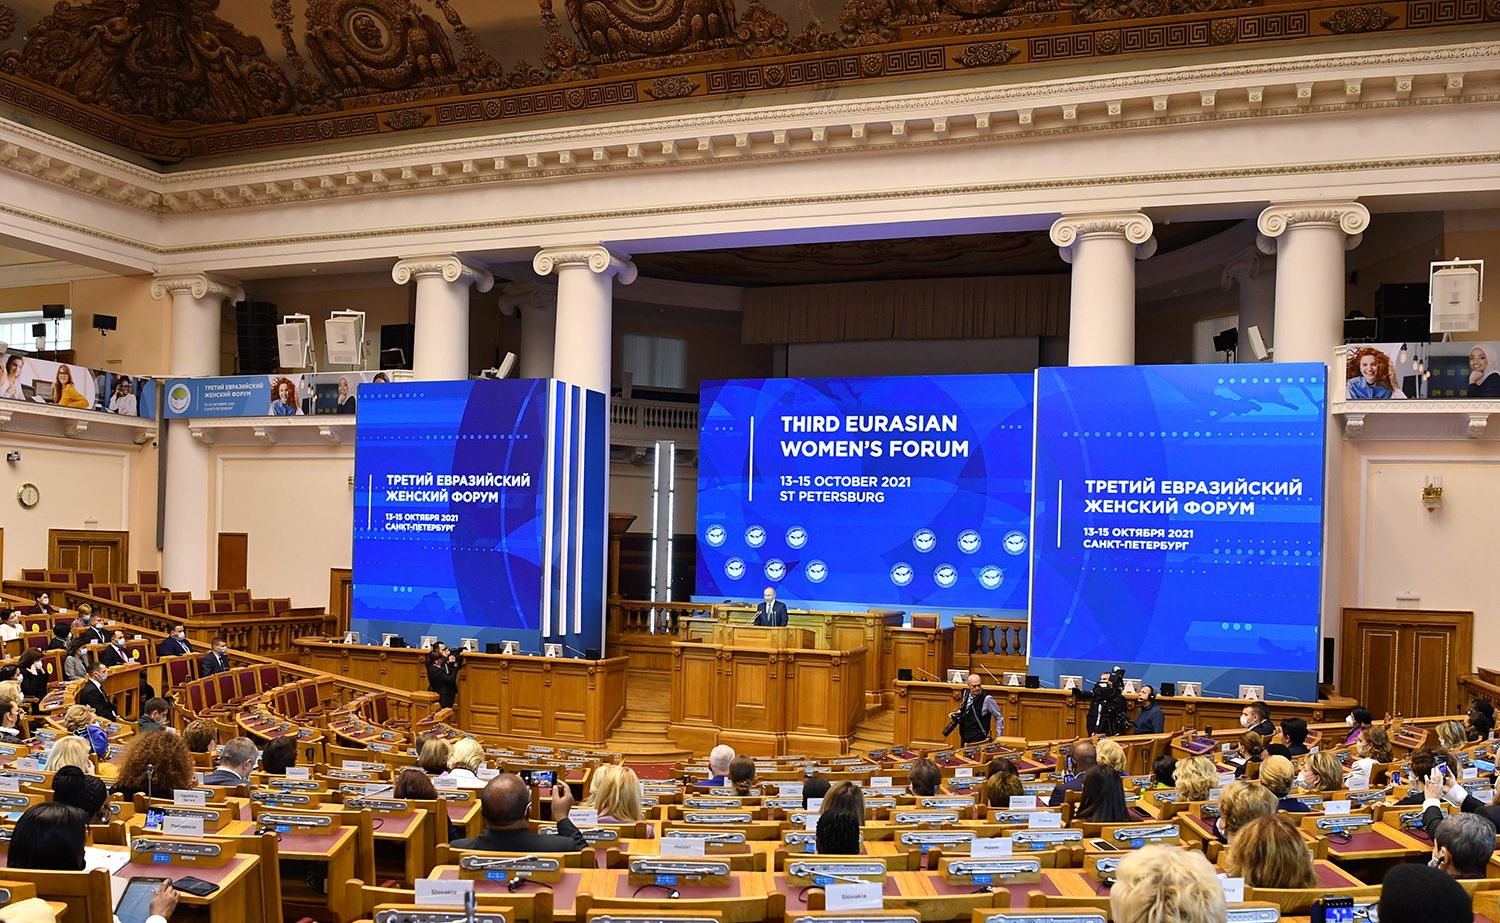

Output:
xmin=1340 ymin=607 xmax=1473 ymax=719
xmin=48 ymin=529 xmax=129 ymax=583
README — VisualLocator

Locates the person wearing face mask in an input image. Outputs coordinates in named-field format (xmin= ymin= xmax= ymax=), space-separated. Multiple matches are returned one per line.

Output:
xmin=1239 ymin=701 xmax=1274 ymax=737
xmin=157 ymin=624 xmax=192 ymax=658
xmin=1132 ymin=684 xmax=1163 ymax=734
xmin=201 ymin=637 xmax=230 ymax=676
xmin=1342 ymin=706 xmax=1373 ymax=745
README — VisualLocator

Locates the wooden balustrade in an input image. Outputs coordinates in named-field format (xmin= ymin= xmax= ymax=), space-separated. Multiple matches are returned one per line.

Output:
xmin=951 ymin=615 xmax=1028 ymax=674
xmin=62 ymin=590 xmax=336 ymax=660
xmin=606 ymin=598 xmax=723 ymax=672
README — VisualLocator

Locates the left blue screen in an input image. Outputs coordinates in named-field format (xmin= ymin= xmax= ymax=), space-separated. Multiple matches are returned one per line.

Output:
xmin=352 ymin=380 xmax=547 ymax=645
xmin=697 ymin=375 xmax=1033 ymax=610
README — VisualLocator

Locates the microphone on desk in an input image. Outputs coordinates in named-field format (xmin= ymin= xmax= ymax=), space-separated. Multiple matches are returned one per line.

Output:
xmin=562 ymin=644 xmax=593 ymax=660
xmin=463 ymin=885 xmax=477 ymax=923
xmin=974 ymin=663 xmax=1003 ymax=685
xmin=910 ymin=667 xmax=944 ymax=683
xmin=145 ymin=763 xmax=154 ymax=807
xmin=1261 ymin=691 xmax=1300 ymax=702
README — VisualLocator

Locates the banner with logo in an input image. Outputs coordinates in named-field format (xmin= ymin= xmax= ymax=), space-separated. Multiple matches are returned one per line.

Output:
xmin=1 ymin=352 xmax=157 ymax=418
xmin=164 ymin=371 xmax=389 ymax=418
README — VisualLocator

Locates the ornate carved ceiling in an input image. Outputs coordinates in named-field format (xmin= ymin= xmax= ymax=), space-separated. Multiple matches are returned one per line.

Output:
xmin=0 ymin=0 xmax=1489 ymax=163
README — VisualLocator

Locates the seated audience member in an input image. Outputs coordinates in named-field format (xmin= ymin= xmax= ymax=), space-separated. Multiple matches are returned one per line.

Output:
xmin=112 ymin=723 xmax=195 ymax=804
xmin=0 ymin=609 xmax=22 ymax=643
xmin=1215 ymin=780 xmax=1277 ymax=845
xmin=61 ymin=638 xmax=90 ymax=682
xmin=77 ymin=661 xmax=118 ymax=722
xmin=45 ymin=623 xmax=70 ymax=651
xmin=982 ymin=764 xmax=1026 ymax=806
xmin=728 ymin=755 xmax=757 ymax=795
xmin=1346 ymin=727 xmax=1392 ymax=789
xmin=802 ymin=774 xmax=831 ymax=809
xmin=183 ymin=718 xmax=217 ymax=754
xmin=63 ymin=704 xmax=108 ymax=758
xmin=52 ymin=765 xmax=111 ymax=824
xmin=138 ymin=697 xmax=171 ymax=734
xmin=451 ymin=773 xmax=588 ymax=851
xmin=46 ymin=735 xmax=95 ymax=774
xmin=1173 ymin=755 xmax=1218 ymax=802
xmin=158 ymin=624 xmax=193 ymax=658
xmin=1378 ymin=863 xmax=1472 ymax=923
xmin=99 ymin=629 xmax=133 ymax=667
xmin=260 ymin=735 xmax=297 ymax=776
xmin=1428 ymin=812 xmax=1497 ymax=879
xmin=1395 ymin=747 xmax=1457 ymax=805
xmin=1259 ymin=755 xmax=1310 ymax=812
xmin=815 ymin=781 xmax=864 ymax=855
xmin=33 ymin=594 xmax=61 ymax=618
xmin=202 ymin=736 xmax=258 ymax=787
xmin=419 ymin=737 xmax=451 ymax=775
xmin=1150 ymin=755 xmax=1176 ymax=789
xmin=1301 ymin=750 xmax=1345 ymax=793
xmin=1343 ymin=706 xmax=1374 ymax=745
xmin=1466 ymin=709 xmax=1494 ymax=742
xmin=17 ymin=648 xmax=47 ymax=701
xmin=1095 ymin=738 xmax=1127 ymax=772
xmin=71 ymin=608 xmax=103 ymax=643
xmin=1223 ymin=814 xmax=1317 ymax=888
xmin=589 ymin=764 xmax=648 ymax=826
xmin=10 ymin=803 xmax=179 ymax=921
xmin=1241 ymin=701 xmax=1274 ymax=737
xmin=1231 ymin=731 xmax=1264 ymax=779
xmin=1048 ymin=740 xmax=1096 ymax=806
xmin=1270 ymin=717 xmax=1310 ymax=757
xmin=986 ymin=756 xmax=1019 ymax=778
xmin=1436 ymin=719 xmax=1467 ymax=751
xmin=908 ymin=757 xmax=943 ymax=796
xmin=440 ymin=738 xmax=487 ymax=789
xmin=1109 ymin=845 xmax=1225 ymax=923
xmin=394 ymin=767 xmax=438 ymax=800
xmin=0 ymin=695 xmax=27 ymax=740
xmin=200 ymin=637 xmax=231 ymax=677
xmin=1075 ymin=765 xmax=1130 ymax=823
xmin=697 ymin=744 xmax=735 ymax=787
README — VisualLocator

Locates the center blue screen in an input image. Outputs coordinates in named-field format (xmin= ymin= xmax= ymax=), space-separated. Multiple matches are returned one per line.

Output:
xmin=697 ymin=375 xmax=1033 ymax=610
xmin=1029 ymin=364 xmax=1327 ymax=699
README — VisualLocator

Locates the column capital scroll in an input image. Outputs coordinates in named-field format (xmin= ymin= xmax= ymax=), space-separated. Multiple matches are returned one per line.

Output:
xmin=150 ymin=273 xmax=244 ymax=303
xmin=532 ymin=245 xmax=638 ymax=284
xmin=1221 ymin=247 xmax=1272 ymax=291
xmin=1257 ymin=201 xmax=1370 ymax=248
xmin=391 ymin=254 xmax=495 ymax=292
xmin=497 ymin=280 xmax=559 ymax=317
xmin=1049 ymin=212 xmax=1156 ymax=264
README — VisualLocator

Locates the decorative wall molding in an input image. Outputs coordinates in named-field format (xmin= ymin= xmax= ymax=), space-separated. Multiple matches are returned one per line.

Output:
xmin=0 ymin=399 xmax=155 ymax=446
xmin=1332 ymin=397 xmax=1500 ymax=441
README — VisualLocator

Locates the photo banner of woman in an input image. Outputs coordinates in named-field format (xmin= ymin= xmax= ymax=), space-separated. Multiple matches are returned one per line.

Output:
xmin=163 ymin=371 xmax=387 ymax=419
xmin=1342 ymin=343 xmax=1500 ymax=400
xmin=0 ymin=352 xmax=157 ymax=417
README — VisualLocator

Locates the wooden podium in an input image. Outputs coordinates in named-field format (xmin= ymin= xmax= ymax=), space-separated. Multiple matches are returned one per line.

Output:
xmin=715 ymin=624 xmax=816 ymax=649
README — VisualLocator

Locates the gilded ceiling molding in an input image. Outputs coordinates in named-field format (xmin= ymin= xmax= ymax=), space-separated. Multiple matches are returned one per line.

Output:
xmin=391 ymin=254 xmax=495 ymax=291
xmin=533 ymin=246 xmax=638 ymax=284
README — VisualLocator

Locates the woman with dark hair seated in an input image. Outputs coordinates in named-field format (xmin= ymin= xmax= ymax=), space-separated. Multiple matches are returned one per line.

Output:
xmin=1151 ymin=755 xmax=1177 ymax=789
xmin=260 ymin=736 xmax=298 ymax=776
xmin=11 ymin=803 xmax=179 ymax=919
xmin=112 ymin=730 xmax=195 ymax=800
xmin=1075 ymin=765 xmax=1131 ymax=823
xmin=52 ymin=766 xmax=111 ymax=824
xmin=815 ymin=781 xmax=864 ymax=855
xmin=1343 ymin=706 xmax=1374 ymax=746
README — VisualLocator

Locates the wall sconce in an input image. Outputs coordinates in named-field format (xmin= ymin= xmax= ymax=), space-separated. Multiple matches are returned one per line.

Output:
xmin=1422 ymin=475 xmax=1444 ymax=512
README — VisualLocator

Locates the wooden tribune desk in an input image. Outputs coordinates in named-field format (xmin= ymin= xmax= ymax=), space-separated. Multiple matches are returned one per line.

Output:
xmin=670 ymin=632 xmax=866 ymax=757
xmin=716 ymin=625 xmax=816 ymax=649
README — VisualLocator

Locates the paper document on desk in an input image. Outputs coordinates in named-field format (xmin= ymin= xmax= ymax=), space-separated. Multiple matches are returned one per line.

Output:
xmin=88 ymin=847 xmax=132 ymax=876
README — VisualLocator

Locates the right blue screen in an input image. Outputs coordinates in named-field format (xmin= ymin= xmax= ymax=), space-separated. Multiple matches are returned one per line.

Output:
xmin=1029 ymin=364 xmax=1327 ymax=699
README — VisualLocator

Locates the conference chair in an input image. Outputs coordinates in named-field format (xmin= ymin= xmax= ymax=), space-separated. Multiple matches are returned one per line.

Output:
xmin=0 ymin=867 xmax=113 ymax=923
xmin=348 ymin=883 xmax=554 ymax=923
xmin=576 ymin=881 xmax=772 ymax=923
xmin=1023 ymin=891 xmax=1110 ymax=915
xmin=136 ymin=570 xmax=161 ymax=590
xmin=587 ymin=912 xmax=725 ymax=923
xmin=1245 ymin=884 xmax=1380 ymax=914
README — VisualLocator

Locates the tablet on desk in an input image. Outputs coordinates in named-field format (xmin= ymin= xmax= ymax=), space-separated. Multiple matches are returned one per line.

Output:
xmin=115 ymin=877 xmax=169 ymax=923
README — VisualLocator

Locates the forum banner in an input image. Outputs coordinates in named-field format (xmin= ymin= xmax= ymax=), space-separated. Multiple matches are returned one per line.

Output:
xmin=1029 ymin=364 xmax=1327 ymax=700
xmin=697 ymin=375 xmax=1034 ymax=611
xmin=1 ymin=352 xmax=157 ymax=418
xmin=163 ymin=371 xmax=387 ymax=419
xmin=351 ymin=379 xmax=606 ymax=655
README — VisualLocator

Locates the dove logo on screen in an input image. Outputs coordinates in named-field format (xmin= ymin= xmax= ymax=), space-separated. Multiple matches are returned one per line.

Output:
xmin=806 ymin=560 xmax=829 ymax=583
xmin=890 ymin=562 xmax=915 ymax=587
xmin=745 ymin=525 xmax=767 ymax=548
xmin=704 ymin=524 xmax=728 ymax=548
xmin=934 ymin=564 xmax=959 ymax=588
xmin=724 ymin=558 xmax=746 ymax=580
xmin=764 ymin=558 xmax=787 ymax=581
xmin=957 ymin=530 xmax=982 ymax=554
xmin=785 ymin=526 xmax=809 ymax=549
xmin=979 ymin=566 xmax=1004 ymax=590
xmin=1003 ymin=530 xmax=1028 ymax=556
xmin=912 ymin=529 xmax=937 ymax=553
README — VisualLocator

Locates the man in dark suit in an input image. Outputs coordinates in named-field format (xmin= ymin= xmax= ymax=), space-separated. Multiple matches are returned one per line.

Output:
xmin=1241 ymin=702 xmax=1275 ymax=738
xmin=451 ymin=774 xmax=589 ymax=852
xmin=203 ymin=737 xmax=259 ymax=787
xmin=99 ymin=629 xmax=133 ymax=667
xmin=158 ymin=625 xmax=192 ymax=658
xmin=752 ymin=587 xmax=788 ymax=627
xmin=78 ymin=661 xmax=119 ymax=722
xmin=1047 ymin=740 xmax=1096 ymax=806
xmin=201 ymin=637 xmax=230 ymax=677
xmin=71 ymin=611 xmax=107 ymax=645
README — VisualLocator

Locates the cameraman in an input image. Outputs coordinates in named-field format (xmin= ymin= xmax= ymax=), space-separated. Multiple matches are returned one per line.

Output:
xmin=943 ymin=673 xmax=1004 ymax=745
xmin=1085 ymin=667 xmax=1132 ymax=737
xmin=426 ymin=641 xmax=464 ymax=709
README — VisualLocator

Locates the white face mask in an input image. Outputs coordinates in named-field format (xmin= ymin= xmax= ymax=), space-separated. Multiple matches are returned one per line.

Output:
xmin=1346 ymin=715 xmax=1355 ymax=726
xmin=1240 ymin=715 xmax=1252 ymax=728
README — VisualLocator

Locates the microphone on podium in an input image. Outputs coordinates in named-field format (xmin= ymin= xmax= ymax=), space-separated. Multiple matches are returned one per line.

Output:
xmin=909 ymin=667 xmax=945 ymax=682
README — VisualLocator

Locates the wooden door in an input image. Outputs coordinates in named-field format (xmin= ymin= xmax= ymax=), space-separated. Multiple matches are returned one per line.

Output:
xmin=216 ymin=533 xmax=248 ymax=590
xmin=48 ymin=530 xmax=128 ymax=583
xmin=1340 ymin=608 xmax=1473 ymax=718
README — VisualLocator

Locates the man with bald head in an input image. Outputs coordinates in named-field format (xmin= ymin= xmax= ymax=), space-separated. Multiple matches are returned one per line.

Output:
xmin=948 ymin=672 xmax=1003 ymax=745
xmin=1047 ymin=740 xmax=1096 ymax=807
xmin=450 ymin=773 xmax=589 ymax=852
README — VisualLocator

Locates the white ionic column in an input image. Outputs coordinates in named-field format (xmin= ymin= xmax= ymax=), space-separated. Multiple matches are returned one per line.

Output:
xmin=1050 ymin=212 xmax=1156 ymax=366
xmin=392 ymin=255 xmax=494 ymax=381
xmin=1256 ymin=201 xmax=1369 ymax=688
xmin=151 ymin=273 xmax=244 ymax=597
xmin=532 ymin=246 xmax=637 ymax=392
xmin=1221 ymin=248 xmax=1276 ymax=362
xmin=1257 ymin=203 xmax=1369 ymax=362
xmin=498 ymin=281 xmax=558 ymax=380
